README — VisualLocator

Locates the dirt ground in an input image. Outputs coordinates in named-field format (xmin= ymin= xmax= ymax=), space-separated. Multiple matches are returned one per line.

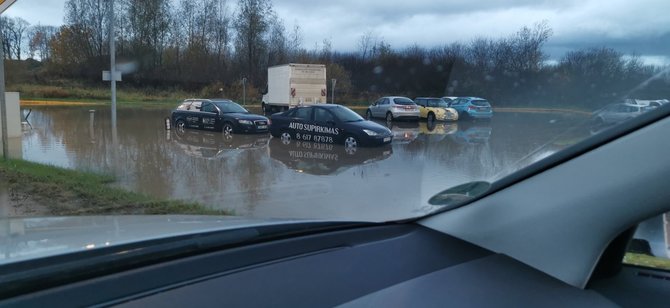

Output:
xmin=0 ymin=179 xmax=50 ymax=217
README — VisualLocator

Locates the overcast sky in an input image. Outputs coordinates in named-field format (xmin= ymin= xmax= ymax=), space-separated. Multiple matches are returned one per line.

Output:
xmin=4 ymin=0 xmax=669 ymax=65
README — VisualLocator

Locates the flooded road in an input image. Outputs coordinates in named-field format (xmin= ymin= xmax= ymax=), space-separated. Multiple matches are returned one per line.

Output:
xmin=18 ymin=106 xmax=591 ymax=221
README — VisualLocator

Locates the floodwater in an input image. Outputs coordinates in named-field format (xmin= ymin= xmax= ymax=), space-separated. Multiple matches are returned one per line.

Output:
xmin=18 ymin=106 xmax=592 ymax=221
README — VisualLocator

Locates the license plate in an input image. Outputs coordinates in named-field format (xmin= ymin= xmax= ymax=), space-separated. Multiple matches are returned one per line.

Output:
xmin=257 ymin=125 xmax=268 ymax=129
xmin=383 ymin=137 xmax=391 ymax=142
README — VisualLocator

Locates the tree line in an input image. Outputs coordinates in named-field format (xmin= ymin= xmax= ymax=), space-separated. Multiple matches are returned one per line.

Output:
xmin=2 ymin=0 xmax=668 ymax=108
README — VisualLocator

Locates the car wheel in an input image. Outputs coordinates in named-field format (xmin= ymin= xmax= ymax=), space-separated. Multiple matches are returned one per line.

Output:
xmin=386 ymin=112 xmax=393 ymax=123
xmin=344 ymin=135 xmax=359 ymax=149
xmin=280 ymin=131 xmax=292 ymax=144
xmin=427 ymin=112 xmax=435 ymax=122
xmin=366 ymin=109 xmax=372 ymax=120
xmin=222 ymin=123 xmax=234 ymax=137
xmin=176 ymin=119 xmax=186 ymax=132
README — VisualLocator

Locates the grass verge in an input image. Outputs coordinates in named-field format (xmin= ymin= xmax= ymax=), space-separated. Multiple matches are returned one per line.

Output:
xmin=623 ymin=253 xmax=670 ymax=271
xmin=0 ymin=159 xmax=231 ymax=216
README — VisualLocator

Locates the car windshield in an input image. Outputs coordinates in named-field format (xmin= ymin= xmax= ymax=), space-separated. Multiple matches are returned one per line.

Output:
xmin=393 ymin=98 xmax=415 ymax=105
xmin=330 ymin=106 xmax=365 ymax=122
xmin=427 ymin=99 xmax=449 ymax=108
xmin=215 ymin=102 xmax=248 ymax=113
xmin=471 ymin=100 xmax=490 ymax=107
xmin=0 ymin=0 xmax=668 ymax=264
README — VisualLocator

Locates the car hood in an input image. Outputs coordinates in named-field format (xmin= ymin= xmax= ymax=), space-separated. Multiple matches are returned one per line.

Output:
xmin=0 ymin=216 xmax=318 ymax=266
xmin=227 ymin=113 xmax=268 ymax=121
xmin=346 ymin=120 xmax=392 ymax=134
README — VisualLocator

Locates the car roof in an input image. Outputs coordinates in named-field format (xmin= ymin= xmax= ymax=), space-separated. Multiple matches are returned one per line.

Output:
xmin=184 ymin=98 xmax=234 ymax=102
xmin=382 ymin=96 xmax=412 ymax=100
xmin=295 ymin=104 xmax=342 ymax=109
xmin=415 ymin=97 xmax=442 ymax=100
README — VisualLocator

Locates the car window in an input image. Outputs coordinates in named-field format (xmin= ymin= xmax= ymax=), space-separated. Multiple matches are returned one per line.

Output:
xmin=381 ymin=98 xmax=389 ymax=105
xmin=293 ymin=107 xmax=313 ymax=120
xmin=215 ymin=102 xmax=247 ymax=113
xmin=427 ymin=99 xmax=448 ymax=108
xmin=201 ymin=102 xmax=217 ymax=113
xmin=623 ymin=212 xmax=670 ymax=271
xmin=393 ymin=97 xmax=414 ymax=105
xmin=314 ymin=108 xmax=335 ymax=123
xmin=471 ymin=100 xmax=490 ymax=107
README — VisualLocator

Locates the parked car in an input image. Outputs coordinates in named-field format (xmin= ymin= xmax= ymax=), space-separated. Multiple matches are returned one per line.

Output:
xmin=414 ymin=97 xmax=459 ymax=122
xmin=591 ymin=103 xmax=646 ymax=126
xmin=625 ymin=99 xmax=669 ymax=111
xmin=366 ymin=96 xmax=420 ymax=122
xmin=449 ymin=97 xmax=494 ymax=120
xmin=270 ymin=104 xmax=393 ymax=148
xmin=441 ymin=96 xmax=458 ymax=104
xmin=171 ymin=99 xmax=270 ymax=135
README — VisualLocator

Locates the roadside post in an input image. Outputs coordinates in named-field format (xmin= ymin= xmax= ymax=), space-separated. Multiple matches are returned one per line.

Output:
xmin=331 ymin=79 xmax=337 ymax=104
xmin=0 ymin=0 xmax=19 ymax=159
xmin=242 ymin=77 xmax=247 ymax=106
xmin=102 ymin=0 xmax=121 ymax=146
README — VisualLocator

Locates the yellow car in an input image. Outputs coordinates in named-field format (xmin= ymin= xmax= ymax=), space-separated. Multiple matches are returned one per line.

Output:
xmin=414 ymin=97 xmax=459 ymax=122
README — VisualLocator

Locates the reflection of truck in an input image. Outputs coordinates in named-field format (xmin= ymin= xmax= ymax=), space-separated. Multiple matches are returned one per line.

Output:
xmin=262 ymin=63 xmax=327 ymax=113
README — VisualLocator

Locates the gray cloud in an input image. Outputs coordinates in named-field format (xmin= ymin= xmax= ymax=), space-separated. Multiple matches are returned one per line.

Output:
xmin=4 ymin=0 xmax=669 ymax=65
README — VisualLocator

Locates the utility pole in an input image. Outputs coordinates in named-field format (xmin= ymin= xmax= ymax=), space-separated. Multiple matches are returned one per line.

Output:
xmin=242 ymin=77 xmax=247 ymax=106
xmin=0 ymin=18 xmax=7 ymax=159
xmin=109 ymin=0 xmax=117 ymax=143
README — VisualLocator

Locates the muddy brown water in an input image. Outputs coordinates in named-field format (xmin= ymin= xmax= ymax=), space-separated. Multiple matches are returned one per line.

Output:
xmin=16 ymin=106 xmax=591 ymax=221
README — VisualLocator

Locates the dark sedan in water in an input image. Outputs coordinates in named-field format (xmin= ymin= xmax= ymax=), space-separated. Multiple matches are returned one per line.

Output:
xmin=171 ymin=99 xmax=270 ymax=135
xmin=269 ymin=104 xmax=393 ymax=147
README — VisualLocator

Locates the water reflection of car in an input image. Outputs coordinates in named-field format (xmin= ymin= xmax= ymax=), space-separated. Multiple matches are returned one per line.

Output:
xmin=450 ymin=122 xmax=492 ymax=144
xmin=449 ymin=97 xmax=494 ymax=120
xmin=366 ymin=96 xmax=420 ymax=122
xmin=591 ymin=103 xmax=646 ymax=126
xmin=414 ymin=97 xmax=459 ymax=122
xmin=171 ymin=99 xmax=270 ymax=135
xmin=270 ymin=104 xmax=393 ymax=148
xmin=420 ymin=121 xmax=458 ymax=135
xmin=269 ymin=139 xmax=393 ymax=175
xmin=171 ymin=129 xmax=270 ymax=159
xmin=381 ymin=120 xmax=420 ymax=144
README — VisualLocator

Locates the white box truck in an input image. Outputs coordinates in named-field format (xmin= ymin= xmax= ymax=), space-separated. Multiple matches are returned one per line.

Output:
xmin=262 ymin=63 xmax=327 ymax=113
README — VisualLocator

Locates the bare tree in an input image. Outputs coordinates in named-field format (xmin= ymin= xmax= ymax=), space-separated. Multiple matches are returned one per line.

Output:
xmin=233 ymin=0 xmax=274 ymax=83
xmin=28 ymin=25 xmax=58 ymax=60
xmin=64 ymin=0 xmax=109 ymax=58
xmin=357 ymin=30 xmax=377 ymax=61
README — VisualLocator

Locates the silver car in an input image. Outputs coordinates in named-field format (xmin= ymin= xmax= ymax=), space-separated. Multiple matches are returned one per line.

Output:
xmin=592 ymin=103 xmax=646 ymax=126
xmin=366 ymin=96 xmax=420 ymax=122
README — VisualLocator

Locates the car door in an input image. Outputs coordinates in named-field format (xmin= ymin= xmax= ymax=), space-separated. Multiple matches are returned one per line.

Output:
xmin=371 ymin=98 xmax=383 ymax=118
xmin=377 ymin=98 xmax=390 ymax=117
xmin=313 ymin=107 xmax=339 ymax=144
xmin=289 ymin=107 xmax=314 ymax=141
xmin=184 ymin=101 xmax=202 ymax=128
xmin=416 ymin=99 xmax=427 ymax=118
xmin=200 ymin=102 xmax=219 ymax=130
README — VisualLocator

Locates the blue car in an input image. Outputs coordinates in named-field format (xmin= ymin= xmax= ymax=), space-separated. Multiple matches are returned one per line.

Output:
xmin=270 ymin=104 xmax=393 ymax=148
xmin=449 ymin=97 xmax=494 ymax=120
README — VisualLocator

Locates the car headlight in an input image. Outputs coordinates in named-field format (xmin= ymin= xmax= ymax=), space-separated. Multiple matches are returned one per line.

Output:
xmin=363 ymin=129 xmax=379 ymax=136
xmin=238 ymin=119 xmax=253 ymax=125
